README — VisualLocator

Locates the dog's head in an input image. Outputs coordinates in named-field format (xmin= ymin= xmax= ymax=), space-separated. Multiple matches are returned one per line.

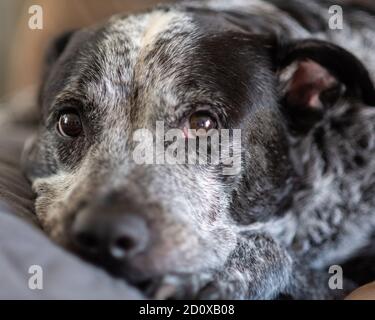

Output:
xmin=22 ymin=4 xmax=375 ymax=286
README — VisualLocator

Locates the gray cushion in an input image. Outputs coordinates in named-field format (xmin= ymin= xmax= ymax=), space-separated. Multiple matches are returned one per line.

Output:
xmin=0 ymin=125 xmax=37 ymax=225
xmin=0 ymin=209 xmax=143 ymax=299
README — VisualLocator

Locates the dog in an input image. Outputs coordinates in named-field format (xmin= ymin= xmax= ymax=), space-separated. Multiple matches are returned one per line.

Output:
xmin=22 ymin=0 xmax=375 ymax=299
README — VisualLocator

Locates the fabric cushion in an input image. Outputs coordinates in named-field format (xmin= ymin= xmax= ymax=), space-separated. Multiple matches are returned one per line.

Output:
xmin=0 ymin=125 xmax=37 ymax=225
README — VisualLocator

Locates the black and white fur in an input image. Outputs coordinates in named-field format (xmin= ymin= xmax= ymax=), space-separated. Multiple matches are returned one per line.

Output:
xmin=22 ymin=0 xmax=375 ymax=299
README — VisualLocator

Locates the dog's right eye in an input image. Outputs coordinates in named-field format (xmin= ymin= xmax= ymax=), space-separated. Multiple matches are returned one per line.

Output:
xmin=57 ymin=112 xmax=83 ymax=138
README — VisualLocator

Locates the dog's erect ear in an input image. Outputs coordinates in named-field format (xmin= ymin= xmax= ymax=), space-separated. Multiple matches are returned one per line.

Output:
xmin=275 ymin=39 xmax=375 ymax=130
xmin=44 ymin=30 xmax=76 ymax=71
xmin=38 ymin=30 xmax=76 ymax=105
xmin=40 ymin=30 xmax=76 ymax=88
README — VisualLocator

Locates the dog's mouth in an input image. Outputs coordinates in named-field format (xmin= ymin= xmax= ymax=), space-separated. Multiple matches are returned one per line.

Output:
xmin=110 ymin=268 xmax=189 ymax=300
xmin=136 ymin=277 xmax=181 ymax=300
xmin=71 ymin=245 xmax=183 ymax=298
xmin=108 ymin=264 xmax=188 ymax=299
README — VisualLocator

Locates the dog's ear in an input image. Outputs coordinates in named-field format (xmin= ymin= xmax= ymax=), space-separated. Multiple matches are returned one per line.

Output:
xmin=40 ymin=30 xmax=76 ymax=89
xmin=38 ymin=30 xmax=76 ymax=106
xmin=43 ymin=30 xmax=76 ymax=73
xmin=275 ymin=39 xmax=375 ymax=131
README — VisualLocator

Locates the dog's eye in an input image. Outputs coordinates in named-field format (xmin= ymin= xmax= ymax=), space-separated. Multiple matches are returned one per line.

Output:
xmin=188 ymin=111 xmax=217 ymax=133
xmin=57 ymin=113 xmax=83 ymax=137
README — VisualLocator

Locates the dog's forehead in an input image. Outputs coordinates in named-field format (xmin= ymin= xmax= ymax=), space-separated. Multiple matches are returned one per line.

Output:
xmin=96 ymin=9 xmax=199 ymax=107
xmin=49 ymin=7 xmax=273 ymax=126
xmin=50 ymin=9 xmax=195 ymax=109
xmin=107 ymin=9 xmax=195 ymax=50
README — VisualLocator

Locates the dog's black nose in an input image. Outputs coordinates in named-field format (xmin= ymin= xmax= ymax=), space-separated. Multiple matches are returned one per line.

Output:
xmin=72 ymin=209 xmax=149 ymax=261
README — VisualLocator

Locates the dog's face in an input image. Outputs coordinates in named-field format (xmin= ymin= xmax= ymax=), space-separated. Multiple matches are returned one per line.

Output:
xmin=23 ymin=5 xmax=375 ymax=285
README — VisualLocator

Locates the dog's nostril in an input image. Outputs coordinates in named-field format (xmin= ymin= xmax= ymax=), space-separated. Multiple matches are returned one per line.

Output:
xmin=116 ymin=236 xmax=136 ymax=251
xmin=110 ymin=235 xmax=136 ymax=258
xmin=73 ymin=208 xmax=149 ymax=262
xmin=76 ymin=232 xmax=100 ymax=252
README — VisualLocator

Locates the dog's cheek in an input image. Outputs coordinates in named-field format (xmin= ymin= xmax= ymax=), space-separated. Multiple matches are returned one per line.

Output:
xmin=32 ymin=171 xmax=80 ymax=245
xmin=35 ymin=195 xmax=69 ymax=245
xmin=168 ymin=173 xmax=236 ymax=268
xmin=22 ymin=133 xmax=59 ymax=181
xmin=21 ymin=132 xmax=75 ymax=243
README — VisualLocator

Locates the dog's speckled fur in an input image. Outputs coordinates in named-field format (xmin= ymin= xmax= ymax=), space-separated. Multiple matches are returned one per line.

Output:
xmin=22 ymin=0 xmax=375 ymax=299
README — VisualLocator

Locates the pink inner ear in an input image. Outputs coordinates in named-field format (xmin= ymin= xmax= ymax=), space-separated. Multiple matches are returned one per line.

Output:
xmin=286 ymin=59 xmax=338 ymax=110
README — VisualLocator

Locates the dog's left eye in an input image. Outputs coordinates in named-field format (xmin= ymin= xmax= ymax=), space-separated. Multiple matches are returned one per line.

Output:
xmin=57 ymin=112 xmax=83 ymax=138
xmin=188 ymin=111 xmax=217 ymax=132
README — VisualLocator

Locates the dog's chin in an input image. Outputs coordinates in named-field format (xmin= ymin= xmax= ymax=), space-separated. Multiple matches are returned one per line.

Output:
xmin=68 ymin=247 xmax=190 ymax=298
xmin=107 ymin=263 xmax=193 ymax=299
xmin=106 ymin=266 xmax=194 ymax=300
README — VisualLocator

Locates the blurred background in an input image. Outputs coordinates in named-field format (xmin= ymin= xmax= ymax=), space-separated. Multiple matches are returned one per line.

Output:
xmin=0 ymin=0 xmax=170 ymax=101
